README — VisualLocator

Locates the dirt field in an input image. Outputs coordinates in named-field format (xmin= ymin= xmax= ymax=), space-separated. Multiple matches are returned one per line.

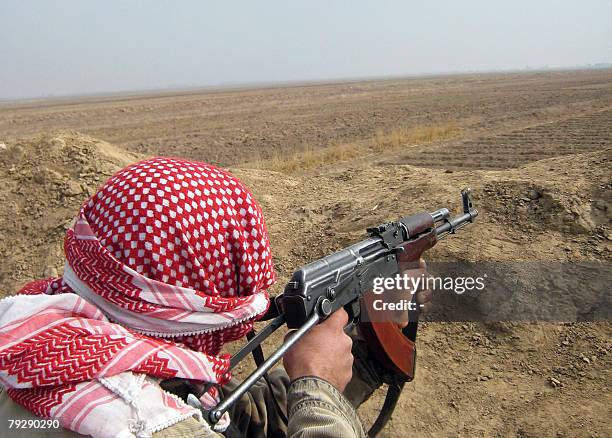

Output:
xmin=1 ymin=69 xmax=611 ymax=437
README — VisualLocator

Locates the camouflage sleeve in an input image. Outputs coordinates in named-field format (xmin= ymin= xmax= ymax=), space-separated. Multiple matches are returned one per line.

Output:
xmin=287 ymin=376 xmax=366 ymax=438
xmin=152 ymin=416 xmax=223 ymax=438
xmin=214 ymin=328 xmax=383 ymax=437
xmin=220 ymin=368 xmax=291 ymax=437
xmin=158 ymin=366 xmax=371 ymax=438
xmin=158 ymin=327 xmax=384 ymax=437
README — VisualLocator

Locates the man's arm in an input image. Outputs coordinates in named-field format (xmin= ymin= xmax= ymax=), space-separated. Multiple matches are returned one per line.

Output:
xmin=214 ymin=310 xmax=362 ymax=438
xmin=283 ymin=309 xmax=366 ymax=437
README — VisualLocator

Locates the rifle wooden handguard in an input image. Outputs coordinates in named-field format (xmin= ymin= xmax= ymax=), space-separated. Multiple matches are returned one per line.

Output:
xmin=360 ymin=227 xmax=437 ymax=381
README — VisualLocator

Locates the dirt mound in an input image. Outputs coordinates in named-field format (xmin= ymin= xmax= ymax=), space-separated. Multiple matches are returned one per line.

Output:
xmin=481 ymin=149 xmax=611 ymax=236
xmin=0 ymin=132 xmax=141 ymax=293
xmin=235 ymin=147 xmax=611 ymax=267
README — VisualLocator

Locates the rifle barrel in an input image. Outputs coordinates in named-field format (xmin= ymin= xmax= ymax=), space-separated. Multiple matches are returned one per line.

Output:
xmin=435 ymin=210 xmax=478 ymax=238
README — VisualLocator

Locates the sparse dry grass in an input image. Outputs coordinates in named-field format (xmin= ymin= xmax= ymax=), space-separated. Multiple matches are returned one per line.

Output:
xmin=255 ymin=142 xmax=363 ymax=173
xmin=373 ymin=122 xmax=460 ymax=152
xmin=249 ymin=122 xmax=460 ymax=173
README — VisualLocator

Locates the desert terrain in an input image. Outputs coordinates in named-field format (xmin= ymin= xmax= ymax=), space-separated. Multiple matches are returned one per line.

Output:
xmin=0 ymin=69 xmax=610 ymax=437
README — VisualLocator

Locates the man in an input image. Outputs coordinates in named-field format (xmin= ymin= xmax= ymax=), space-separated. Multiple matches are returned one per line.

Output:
xmin=0 ymin=157 xmax=430 ymax=437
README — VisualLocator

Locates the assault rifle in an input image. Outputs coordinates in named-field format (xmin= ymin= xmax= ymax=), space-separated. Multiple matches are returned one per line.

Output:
xmin=203 ymin=189 xmax=478 ymax=435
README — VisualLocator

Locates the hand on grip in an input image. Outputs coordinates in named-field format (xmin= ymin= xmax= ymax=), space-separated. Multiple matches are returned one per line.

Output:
xmin=283 ymin=309 xmax=354 ymax=392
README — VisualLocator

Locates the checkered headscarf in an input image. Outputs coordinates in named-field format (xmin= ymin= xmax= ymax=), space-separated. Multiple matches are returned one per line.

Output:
xmin=0 ymin=158 xmax=276 ymax=436
xmin=65 ymin=157 xmax=275 ymax=352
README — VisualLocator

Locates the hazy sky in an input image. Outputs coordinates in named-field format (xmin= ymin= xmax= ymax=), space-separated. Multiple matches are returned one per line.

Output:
xmin=1 ymin=0 xmax=611 ymax=100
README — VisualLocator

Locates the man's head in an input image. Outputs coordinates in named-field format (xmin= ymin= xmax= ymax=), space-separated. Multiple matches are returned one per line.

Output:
xmin=63 ymin=157 xmax=276 ymax=354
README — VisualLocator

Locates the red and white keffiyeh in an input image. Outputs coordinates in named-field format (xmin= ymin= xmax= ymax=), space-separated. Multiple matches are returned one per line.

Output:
xmin=0 ymin=158 xmax=276 ymax=437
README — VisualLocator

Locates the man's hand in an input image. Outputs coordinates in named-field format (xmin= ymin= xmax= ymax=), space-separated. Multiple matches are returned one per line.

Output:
xmin=388 ymin=257 xmax=432 ymax=327
xmin=283 ymin=309 xmax=353 ymax=392
xmin=405 ymin=258 xmax=432 ymax=314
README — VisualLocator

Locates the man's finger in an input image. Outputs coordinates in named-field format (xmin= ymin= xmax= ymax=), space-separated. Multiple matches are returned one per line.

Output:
xmin=415 ymin=288 xmax=433 ymax=305
xmin=325 ymin=308 xmax=349 ymax=328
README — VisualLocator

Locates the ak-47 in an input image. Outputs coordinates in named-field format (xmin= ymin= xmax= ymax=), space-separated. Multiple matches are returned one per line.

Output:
xmin=206 ymin=189 xmax=478 ymax=435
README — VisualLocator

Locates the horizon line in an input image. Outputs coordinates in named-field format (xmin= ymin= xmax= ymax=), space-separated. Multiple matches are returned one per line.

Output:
xmin=1 ymin=63 xmax=611 ymax=106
